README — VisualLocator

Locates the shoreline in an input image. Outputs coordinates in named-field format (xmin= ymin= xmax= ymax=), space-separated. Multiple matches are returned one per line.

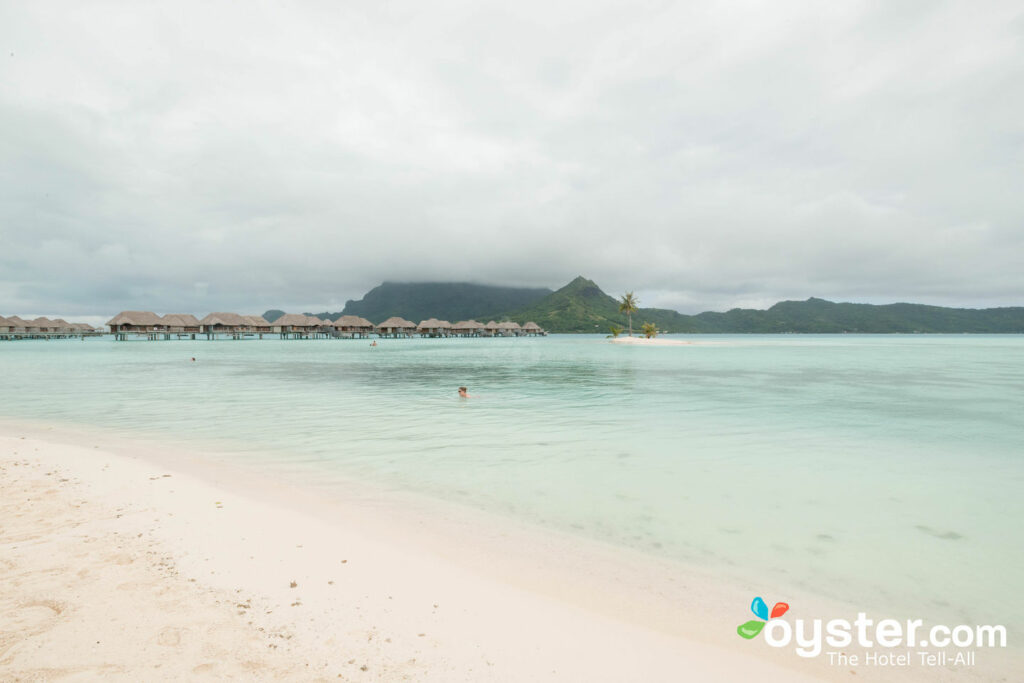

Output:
xmin=609 ymin=336 xmax=692 ymax=345
xmin=1 ymin=421 xmax=1014 ymax=680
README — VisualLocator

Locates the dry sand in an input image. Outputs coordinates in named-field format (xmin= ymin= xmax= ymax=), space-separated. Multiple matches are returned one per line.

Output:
xmin=1 ymin=425 xmax=1013 ymax=681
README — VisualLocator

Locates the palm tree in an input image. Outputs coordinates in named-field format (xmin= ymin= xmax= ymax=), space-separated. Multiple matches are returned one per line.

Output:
xmin=608 ymin=325 xmax=623 ymax=338
xmin=619 ymin=292 xmax=638 ymax=337
xmin=641 ymin=322 xmax=657 ymax=339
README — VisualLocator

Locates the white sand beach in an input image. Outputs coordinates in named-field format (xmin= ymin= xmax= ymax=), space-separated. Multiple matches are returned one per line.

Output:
xmin=1 ymin=424 xmax=1013 ymax=682
xmin=609 ymin=336 xmax=694 ymax=345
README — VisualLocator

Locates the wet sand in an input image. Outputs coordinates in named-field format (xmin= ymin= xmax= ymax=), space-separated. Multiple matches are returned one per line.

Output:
xmin=1 ymin=424 xmax=1010 ymax=681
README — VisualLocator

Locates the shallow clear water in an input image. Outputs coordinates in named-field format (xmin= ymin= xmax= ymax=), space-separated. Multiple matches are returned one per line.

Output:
xmin=3 ymin=334 xmax=1023 ymax=631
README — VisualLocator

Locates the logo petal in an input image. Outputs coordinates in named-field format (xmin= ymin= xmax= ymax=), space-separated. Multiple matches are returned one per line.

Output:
xmin=751 ymin=596 xmax=769 ymax=621
xmin=737 ymin=620 xmax=765 ymax=639
xmin=771 ymin=602 xmax=789 ymax=619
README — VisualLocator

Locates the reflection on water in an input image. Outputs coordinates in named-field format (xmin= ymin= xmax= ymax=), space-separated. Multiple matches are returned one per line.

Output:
xmin=2 ymin=334 xmax=1023 ymax=632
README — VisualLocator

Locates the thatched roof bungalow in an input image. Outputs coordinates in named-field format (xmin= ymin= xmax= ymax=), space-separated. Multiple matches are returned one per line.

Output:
xmin=417 ymin=318 xmax=452 ymax=337
xmin=522 ymin=321 xmax=544 ymax=336
xmin=0 ymin=316 xmax=102 ymax=338
xmin=451 ymin=320 xmax=484 ymax=337
xmin=498 ymin=321 xmax=523 ymax=337
xmin=107 ymin=311 xmax=165 ymax=336
xmin=273 ymin=313 xmax=317 ymax=337
xmin=243 ymin=315 xmax=273 ymax=333
xmin=199 ymin=312 xmax=247 ymax=335
xmin=483 ymin=320 xmax=500 ymax=337
xmin=49 ymin=318 xmax=72 ymax=334
xmin=377 ymin=316 xmax=416 ymax=338
xmin=163 ymin=314 xmax=201 ymax=334
xmin=28 ymin=317 xmax=54 ymax=333
xmin=334 ymin=315 xmax=374 ymax=337
xmin=6 ymin=316 xmax=28 ymax=335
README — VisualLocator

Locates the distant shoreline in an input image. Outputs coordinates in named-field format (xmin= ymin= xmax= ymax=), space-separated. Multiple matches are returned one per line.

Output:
xmin=609 ymin=336 xmax=692 ymax=346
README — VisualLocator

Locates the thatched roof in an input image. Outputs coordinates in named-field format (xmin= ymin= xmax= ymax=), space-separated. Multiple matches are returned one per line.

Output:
xmin=415 ymin=318 xmax=452 ymax=330
xmin=199 ymin=312 xmax=247 ymax=326
xmin=306 ymin=316 xmax=330 ymax=326
xmin=523 ymin=321 xmax=542 ymax=330
xmin=498 ymin=321 xmax=522 ymax=329
xmin=107 ymin=311 xmax=164 ymax=326
xmin=243 ymin=315 xmax=270 ymax=327
xmin=452 ymin=320 xmax=484 ymax=330
xmin=0 ymin=315 xmax=10 ymax=326
xmin=29 ymin=317 xmax=54 ymax=325
xmin=378 ymin=317 xmax=416 ymax=328
xmin=484 ymin=320 xmax=499 ymax=330
xmin=334 ymin=315 xmax=373 ymax=328
xmin=162 ymin=313 xmax=200 ymax=327
xmin=273 ymin=313 xmax=315 ymax=327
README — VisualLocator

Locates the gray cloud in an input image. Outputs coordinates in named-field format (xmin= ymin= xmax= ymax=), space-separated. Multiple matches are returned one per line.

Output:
xmin=2 ymin=1 xmax=1022 ymax=317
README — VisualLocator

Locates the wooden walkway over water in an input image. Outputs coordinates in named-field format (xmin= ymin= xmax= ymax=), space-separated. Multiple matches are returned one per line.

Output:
xmin=105 ymin=311 xmax=546 ymax=341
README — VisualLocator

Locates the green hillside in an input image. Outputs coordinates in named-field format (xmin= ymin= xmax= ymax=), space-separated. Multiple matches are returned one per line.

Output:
xmin=692 ymin=298 xmax=1024 ymax=333
xmin=496 ymin=276 xmax=696 ymax=333
xmin=498 ymin=277 xmax=1024 ymax=333
xmin=266 ymin=276 xmax=1024 ymax=333
xmin=262 ymin=309 xmax=286 ymax=323
xmin=307 ymin=282 xmax=552 ymax=324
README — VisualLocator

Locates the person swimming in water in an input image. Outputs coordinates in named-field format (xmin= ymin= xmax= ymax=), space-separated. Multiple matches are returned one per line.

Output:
xmin=458 ymin=386 xmax=470 ymax=398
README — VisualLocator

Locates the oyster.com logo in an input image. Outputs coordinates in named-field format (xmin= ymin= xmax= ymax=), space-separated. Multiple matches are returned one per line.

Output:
xmin=737 ymin=596 xmax=789 ymax=639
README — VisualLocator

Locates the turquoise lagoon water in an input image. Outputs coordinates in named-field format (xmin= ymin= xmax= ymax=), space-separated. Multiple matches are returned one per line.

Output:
xmin=2 ymin=334 xmax=1023 ymax=633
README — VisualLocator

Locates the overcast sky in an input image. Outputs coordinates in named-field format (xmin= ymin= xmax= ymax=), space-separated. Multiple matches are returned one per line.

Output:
xmin=2 ymin=1 xmax=1023 ymax=320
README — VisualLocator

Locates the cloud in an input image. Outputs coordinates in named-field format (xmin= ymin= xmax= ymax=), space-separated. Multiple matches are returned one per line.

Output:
xmin=1 ymin=0 xmax=1022 ymax=316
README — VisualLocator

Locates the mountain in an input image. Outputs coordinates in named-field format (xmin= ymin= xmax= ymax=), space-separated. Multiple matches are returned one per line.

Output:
xmin=265 ymin=276 xmax=1024 ymax=333
xmin=495 ymin=276 xmax=695 ymax=333
xmin=262 ymin=309 xmax=286 ymax=323
xmin=306 ymin=282 xmax=552 ymax=324
xmin=690 ymin=297 xmax=1024 ymax=333
xmin=498 ymin=277 xmax=1024 ymax=333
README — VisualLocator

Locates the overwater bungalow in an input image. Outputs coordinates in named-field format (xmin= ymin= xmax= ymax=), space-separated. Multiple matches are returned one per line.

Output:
xmin=199 ymin=312 xmax=248 ymax=339
xmin=451 ymin=320 xmax=484 ymax=337
xmin=417 ymin=318 xmax=451 ymax=338
xmin=483 ymin=321 xmax=500 ymax=337
xmin=108 ymin=311 xmax=166 ymax=340
xmin=273 ymin=313 xmax=316 ymax=339
xmin=50 ymin=318 xmax=71 ymax=334
xmin=163 ymin=314 xmax=201 ymax=338
xmin=522 ymin=321 xmax=545 ymax=336
xmin=307 ymin=316 xmax=334 ymax=338
xmin=243 ymin=315 xmax=273 ymax=337
xmin=498 ymin=321 xmax=523 ymax=337
xmin=5 ymin=316 xmax=29 ymax=339
xmin=27 ymin=317 xmax=52 ymax=334
xmin=334 ymin=315 xmax=374 ymax=338
xmin=0 ymin=316 xmax=98 ymax=340
xmin=377 ymin=317 xmax=416 ymax=338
